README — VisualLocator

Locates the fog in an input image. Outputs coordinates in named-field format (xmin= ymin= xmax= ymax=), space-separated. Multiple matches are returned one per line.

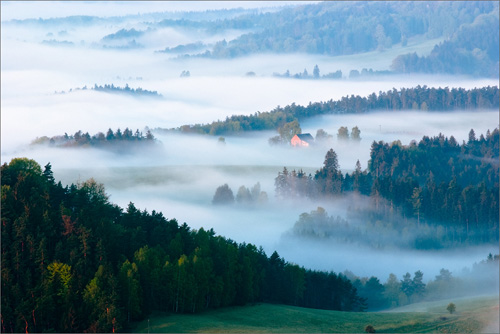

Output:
xmin=9 ymin=121 xmax=497 ymax=281
xmin=2 ymin=4 xmax=498 ymax=283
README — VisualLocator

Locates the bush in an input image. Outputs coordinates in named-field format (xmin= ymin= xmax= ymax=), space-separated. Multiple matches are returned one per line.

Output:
xmin=446 ymin=302 xmax=456 ymax=314
xmin=365 ymin=324 xmax=376 ymax=333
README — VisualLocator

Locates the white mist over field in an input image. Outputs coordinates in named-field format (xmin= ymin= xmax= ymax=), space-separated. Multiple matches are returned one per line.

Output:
xmin=1 ymin=2 xmax=498 ymax=281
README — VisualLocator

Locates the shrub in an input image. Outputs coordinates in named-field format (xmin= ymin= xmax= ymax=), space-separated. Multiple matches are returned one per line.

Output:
xmin=365 ymin=325 xmax=376 ymax=333
xmin=446 ymin=302 xmax=456 ymax=314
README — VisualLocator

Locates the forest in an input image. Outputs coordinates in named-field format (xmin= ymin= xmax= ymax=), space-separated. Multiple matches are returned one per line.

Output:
xmin=174 ymin=1 xmax=499 ymax=77
xmin=2 ymin=157 xmax=497 ymax=332
xmin=276 ymin=128 xmax=499 ymax=248
xmin=1 ymin=158 xmax=365 ymax=332
xmin=391 ymin=11 xmax=499 ymax=77
xmin=156 ymin=85 xmax=499 ymax=137
xmin=2 ymin=146 xmax=498 ymax=332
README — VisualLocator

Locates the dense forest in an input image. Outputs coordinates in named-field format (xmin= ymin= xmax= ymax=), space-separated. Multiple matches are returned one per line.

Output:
xmin=391 ymin=12 xmax=499 ymax=77
xmin=1 ymin=158 xmax=365 ymax=333
xmin=276 ymin=128 xmax=499 ymax=248
xmin=1 ymin=154 xmax=497 ymax=332
xmin=31 ymin=128 xmax=156 ymax=149
xmin=175 ymin=2 xmax=495 ymax=55
xmin=155 ymin=85 xmax=499 ymax=137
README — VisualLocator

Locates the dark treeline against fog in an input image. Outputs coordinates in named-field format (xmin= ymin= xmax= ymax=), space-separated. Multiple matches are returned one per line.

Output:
xmin=31 ymin=127 xmax=157 ymax=150
xmin=1 ymin=1 xmax=499 ymax=333
xmin=160 ymin=85 xmax=499 ymax=137
xmin=1 ymin=158 xmax=366 ymax=332
xmin=276 ymin=128 xmax=499 ymax=237
xmin=53 ymin=84 xmax=163 ymax=98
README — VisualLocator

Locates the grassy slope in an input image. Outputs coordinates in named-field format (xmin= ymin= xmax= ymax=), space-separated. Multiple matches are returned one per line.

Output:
xmin=130 ymin=295 xmax=499 ymax=333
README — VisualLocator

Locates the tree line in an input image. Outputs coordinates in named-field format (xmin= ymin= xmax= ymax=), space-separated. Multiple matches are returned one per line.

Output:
xmin=55 ymin=84 xmax=162 ymax=98
xmin=1 ymin=158 xmax=364 ymax=333
xmin=176 ymin=1 xmax=498 ymax=77
xmin=212 ymin=182 xmax=269 ymax=206
xmin=275 ymin=128 xmax=499 ymax=248
xmin=272 ymin=66 xmax=393 ymax=80
xmin=186 ymin=2 xmax=496 ymax=60
xmin=31 ymin=128 xmax=156 ymax=149
xmin=155 ymin=85 xmax=499 ymax=137
xmin=93 ymin=84 xmax=162 ymax=97
xmin=347 ymin=254 xmax=498 ymax=311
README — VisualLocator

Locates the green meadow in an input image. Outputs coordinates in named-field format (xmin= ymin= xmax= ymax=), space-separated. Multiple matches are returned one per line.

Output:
xmin=130 ymin=295 xmax=498 ymax=333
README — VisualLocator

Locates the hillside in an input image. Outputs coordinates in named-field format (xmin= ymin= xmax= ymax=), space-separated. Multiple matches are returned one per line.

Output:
xmin=130 ymin=295 xmax=499 ymax=333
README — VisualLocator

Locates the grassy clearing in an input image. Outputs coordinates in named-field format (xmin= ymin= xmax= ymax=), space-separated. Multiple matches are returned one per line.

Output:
xmin=129 ymin=295 xmax=498 ymax=333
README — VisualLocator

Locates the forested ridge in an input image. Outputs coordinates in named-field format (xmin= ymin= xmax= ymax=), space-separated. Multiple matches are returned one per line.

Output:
xmin=9 ymin=2 xmax=498 ymax=76
xmin=170 ymin=1 xmax=498 ymax=77
xmin=1 ymin=159 xmax=364 ymax=333
xmin=156 ymin=85 xmax=499 ymax=136
xmin=183 ymin=2 xmax=497 ymax=58
xmin=277 ymin=128 xmax=499 ymax=248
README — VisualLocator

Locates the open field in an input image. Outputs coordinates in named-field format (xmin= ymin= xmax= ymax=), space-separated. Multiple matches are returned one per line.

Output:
xmin=130 ymin=295 xmax=499 ymax=333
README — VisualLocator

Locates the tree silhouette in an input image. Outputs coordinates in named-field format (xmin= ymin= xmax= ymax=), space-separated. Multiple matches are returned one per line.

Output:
xmin=446 ymin=302 xmax=456 ymax=314
xmin=212 ymin=184 xmax=235 ymax=205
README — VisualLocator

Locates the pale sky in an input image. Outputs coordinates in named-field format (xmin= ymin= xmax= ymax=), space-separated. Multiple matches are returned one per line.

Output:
xmin=0 ymin=1 xmax=318 ymax=21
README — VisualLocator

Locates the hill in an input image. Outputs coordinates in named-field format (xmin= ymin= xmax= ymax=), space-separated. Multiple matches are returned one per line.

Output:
xmin=130 ymin=295 xmax=499 ymax=333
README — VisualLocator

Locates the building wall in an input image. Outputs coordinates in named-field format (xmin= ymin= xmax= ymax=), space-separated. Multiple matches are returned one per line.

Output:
xmin=291 ymin=135 xmax=309 ymax=147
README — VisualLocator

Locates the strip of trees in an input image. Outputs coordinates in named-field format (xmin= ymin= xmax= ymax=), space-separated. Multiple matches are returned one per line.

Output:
xmin=156 ymin=85 xmax=499 ymax=136
xmin=55 ymin=84 xmax=161 ymax=97
xmin=31 ymin=127 xmax=156 ymax=148
xmin=347 ymin=255 xmax=498 ymax=311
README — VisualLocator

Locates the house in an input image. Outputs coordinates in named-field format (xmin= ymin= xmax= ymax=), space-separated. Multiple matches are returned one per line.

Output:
xmin=291 ymin=133 xmax=314 ymax=147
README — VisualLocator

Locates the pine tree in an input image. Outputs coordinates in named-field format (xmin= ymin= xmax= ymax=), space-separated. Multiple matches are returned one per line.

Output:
xmin=323 ymin=149 xmax=339 ymax=172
